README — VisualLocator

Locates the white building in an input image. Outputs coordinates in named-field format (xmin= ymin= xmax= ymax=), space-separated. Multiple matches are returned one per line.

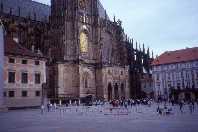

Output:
xmin=152 ymin=47 xmax=198 ymax=101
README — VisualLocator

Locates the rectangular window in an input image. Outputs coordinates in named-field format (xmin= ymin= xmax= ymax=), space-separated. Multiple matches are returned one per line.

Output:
xmin=35 ymin=61 xmax=40 ymax=65
xmin=156 ymin=74 xmax=160 ymax=80
xmin=8 ymin=72 xmax=15 ymax=83
xmin=21 ymin=73 xmax=28 ymax=84
xmin=22 ymin=91 xmax=28 ymax=97
xmin=9 ymin=58 xmax=15 ymax=63
xmin=9 ymin=91 xmax=15 ymax=97
xmin=22 ymin=59 xmax=28 ymax=64
xmin=3 ymin=92 xmax=7 ymax=97
xmin=35 ymin=73 xmax=41 ymax=84
xmin=35 ymin=91 xmax=40 ymax=97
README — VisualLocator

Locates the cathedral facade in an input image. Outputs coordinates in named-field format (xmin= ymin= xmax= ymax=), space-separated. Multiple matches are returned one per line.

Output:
xmin=0 ymin=0 xmax=152 ymax=104
xmin=48 ymin=0 xmax=130 ymax=100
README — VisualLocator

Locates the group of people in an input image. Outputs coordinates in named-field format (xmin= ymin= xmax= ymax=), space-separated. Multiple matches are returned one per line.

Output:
xmin=40 ymin=97 xmax=198 ymax=115
xmin=178 ymin=99 xmax=196 ymax=114
xmin=156 ymin=98 xmax=197 ymax=115
xmin=109 ymin=98 xmax=152 ymax=109
xmin=41 ymin=102 xmax=57 ymax=114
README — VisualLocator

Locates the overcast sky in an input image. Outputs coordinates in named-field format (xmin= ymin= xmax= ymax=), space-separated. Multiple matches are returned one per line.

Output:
xmin=34 ymin=0 xmax=198 ymax=56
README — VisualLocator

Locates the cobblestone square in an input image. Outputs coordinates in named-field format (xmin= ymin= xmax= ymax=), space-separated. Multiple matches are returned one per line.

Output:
xmin=0 ymin=103 xmax=198 ymax=132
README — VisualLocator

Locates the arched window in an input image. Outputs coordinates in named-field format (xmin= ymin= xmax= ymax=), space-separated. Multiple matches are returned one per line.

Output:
xmin=85 ymin=77 xmax=88 ymax=88
xmin=83 ymin=72 xmax=89 ymax=89
xmin=80 ymin=32 xmax=88 ymax=53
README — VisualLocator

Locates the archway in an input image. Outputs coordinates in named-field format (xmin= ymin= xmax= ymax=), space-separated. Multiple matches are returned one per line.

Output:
xmin=107 ymin=83 xmax=112 ymax=101
xmin=114 ymin=83 xmax=119 ymax=99
xmin=83 ymin=72 xmax=90 ymax=89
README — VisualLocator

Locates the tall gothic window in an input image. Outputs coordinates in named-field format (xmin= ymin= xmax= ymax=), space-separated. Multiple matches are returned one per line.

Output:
xmin=83 ymin=72 xmax=89 ymax=89
xmin=80 ymin=32 xmax=88 ymax=53
xmin=85 ymin=78 xmax=88 ymax=88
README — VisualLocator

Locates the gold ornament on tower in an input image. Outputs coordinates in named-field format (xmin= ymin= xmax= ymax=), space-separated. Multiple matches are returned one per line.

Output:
xmin=80 ymin=32 xmax=88 ymax=53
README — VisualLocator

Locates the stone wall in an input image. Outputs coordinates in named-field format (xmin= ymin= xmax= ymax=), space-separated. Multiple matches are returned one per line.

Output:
xmin=57 ymin=63 xmax=79 ymax=98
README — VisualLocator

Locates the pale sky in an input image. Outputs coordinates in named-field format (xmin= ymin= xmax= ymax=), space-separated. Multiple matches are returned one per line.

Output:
xmin=34 ymin=0 xmax=198 ymax=56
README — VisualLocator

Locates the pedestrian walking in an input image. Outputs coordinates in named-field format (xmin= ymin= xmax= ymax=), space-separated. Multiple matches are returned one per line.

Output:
xmin=41 ymin=104 xmax=45 ymax=114
xmin=192 ymin=100 xmax=195 ymax=112
xmin=179 ymin=100 xmax=184 ymax=113
xmin=124 ymin=100 xmax=128 ymax=109
xmin=47 ymin=103 xmax=50 ymax=112
xmin=189 ymin=101 xmax=193 ymax=114
xmin=54 ymin=103 xmax=57 ymax=111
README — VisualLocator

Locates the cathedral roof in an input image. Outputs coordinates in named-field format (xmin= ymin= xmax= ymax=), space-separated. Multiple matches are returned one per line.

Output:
xmin=97 ymin=0 xmax=109 ymax=20
xmin=0 ymin=0 xmax=50 ymax=22
xmin=4 ymin=36 xmax=45 ymax=59
xmin=0 ymin=0 xmax=108 ymax=21
xmin=152 ymin=47 xmax=198 ymax=66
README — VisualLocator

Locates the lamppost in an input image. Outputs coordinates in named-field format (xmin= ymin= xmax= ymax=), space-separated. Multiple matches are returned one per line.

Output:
xmin=41 ymin=83 xmax=48 ymax=106
xmin=0 ymin=20 xmax=6 ymax=111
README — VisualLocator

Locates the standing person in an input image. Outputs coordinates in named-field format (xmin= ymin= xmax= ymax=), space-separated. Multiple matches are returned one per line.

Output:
xmin=41 ymin=104 xmax=45 ymax=115
xmin=124 ymin=100 xmax=128 ymax=109
xmin=47 ymin=103 xmax=50 ymax=112
xmin=179 ymin=99 xmax=184 ymax=113
xmin=130 ymin=99 xmax=133 ymax=108
xmin=54 ymin=103 xmax=57 ymax=111
xmin=48 ymin=103 xmax=52 ymax=112
xmin=192 ymin=100 xmax=195 ymax=112
xmin=189 ymin=101 xmax=193 ymax=114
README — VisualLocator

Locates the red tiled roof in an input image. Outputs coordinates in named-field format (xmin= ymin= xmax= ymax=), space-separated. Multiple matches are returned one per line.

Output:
xmin=4 ymin=37 xmax=44 ymax=58
xmin=152 ymin=47 xmax=198 ymax=65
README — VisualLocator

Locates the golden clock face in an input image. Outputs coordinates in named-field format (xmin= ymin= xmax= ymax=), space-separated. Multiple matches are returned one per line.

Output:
xmin=80 ymin=32 xmax=88 ymax=53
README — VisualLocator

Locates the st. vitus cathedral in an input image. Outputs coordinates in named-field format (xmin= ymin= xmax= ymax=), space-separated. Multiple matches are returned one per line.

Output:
xmin=0 ymin=0 xmax=153 ymax=101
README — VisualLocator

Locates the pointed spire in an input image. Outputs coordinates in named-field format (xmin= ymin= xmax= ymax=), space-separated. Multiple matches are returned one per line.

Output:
xmin=143 ymin=43 xmax=145 ymax=53
xmin=139 ymin=43 xmax=141 ymax=51
xmin=131 ymin=39 xmax=134 ymax=49
xmin=113 ymin=15 xmax=116 ymax=22
xmin=147 ymin=47 xmax=150 ymax=58
xmin=136 ymin=41 xmax=138 ymax=50
xmin=152 ymin=50 xmax=154 ymax=59
xmin=105 ymin=10 xmax=107 ymax=20
xmin=125 ymin=34 xmax=127 ymax=42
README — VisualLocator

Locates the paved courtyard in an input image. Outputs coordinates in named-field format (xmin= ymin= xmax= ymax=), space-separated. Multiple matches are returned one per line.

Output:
xmin=0 ymin=103 xmax=198 ymax=132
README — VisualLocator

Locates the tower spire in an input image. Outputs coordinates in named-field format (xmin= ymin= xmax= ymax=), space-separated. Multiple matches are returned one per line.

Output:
xmin=143 ymin=43 xmax=145 ymax=53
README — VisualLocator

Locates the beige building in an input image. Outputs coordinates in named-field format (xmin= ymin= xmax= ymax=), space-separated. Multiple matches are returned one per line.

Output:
xmin=3 ymin=37 xmax=47 ymax=108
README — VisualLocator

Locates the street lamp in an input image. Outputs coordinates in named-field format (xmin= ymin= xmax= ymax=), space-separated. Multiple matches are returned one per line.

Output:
xmin=41 ymin=83 xmax=47 ymax=106
xmin=0 ymin=19 xmax=7 ymax=111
